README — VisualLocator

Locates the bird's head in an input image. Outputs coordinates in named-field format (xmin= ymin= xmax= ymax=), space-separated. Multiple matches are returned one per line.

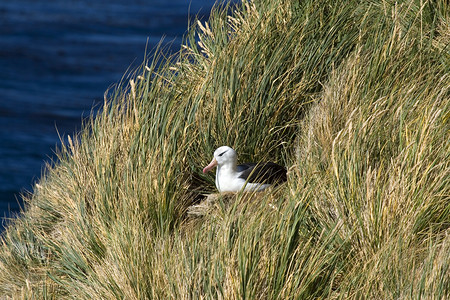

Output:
xmin=203 ymin=146 xmax=237 ymax=173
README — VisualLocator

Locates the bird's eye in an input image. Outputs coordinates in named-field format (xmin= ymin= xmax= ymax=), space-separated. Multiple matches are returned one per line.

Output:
xmin=218 ymin=150 xmax=228 ymax=157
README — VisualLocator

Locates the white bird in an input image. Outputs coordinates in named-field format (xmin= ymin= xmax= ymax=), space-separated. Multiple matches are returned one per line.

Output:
xmin=203 ymin=146 xmax=287 ymax=192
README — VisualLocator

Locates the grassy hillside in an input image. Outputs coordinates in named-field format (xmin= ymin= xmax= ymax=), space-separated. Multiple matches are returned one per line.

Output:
xmin=1 ymin=0 xmax=449 ymax=298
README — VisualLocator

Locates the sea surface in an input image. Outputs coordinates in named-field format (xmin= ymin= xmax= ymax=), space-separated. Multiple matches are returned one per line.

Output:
xmin=0 ymin=0 xmax=218 ymax=229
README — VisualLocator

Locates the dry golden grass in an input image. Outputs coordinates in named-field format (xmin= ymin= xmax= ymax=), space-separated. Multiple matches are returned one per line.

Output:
xmin=0 ymin=0 xmax=449 ymax=298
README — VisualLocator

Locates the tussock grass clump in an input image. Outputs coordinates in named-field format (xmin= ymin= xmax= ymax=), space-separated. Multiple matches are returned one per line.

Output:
xmin=0 ymin=0 xmax=449 ymax=298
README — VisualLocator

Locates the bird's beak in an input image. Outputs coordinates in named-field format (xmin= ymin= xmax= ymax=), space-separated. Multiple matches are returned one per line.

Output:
xmin=203 ymin=158 xmax=218 ymax=173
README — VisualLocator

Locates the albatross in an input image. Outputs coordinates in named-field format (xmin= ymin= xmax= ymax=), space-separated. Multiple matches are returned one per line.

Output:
xmin=203 ymin=146 xmax=287 ymax=192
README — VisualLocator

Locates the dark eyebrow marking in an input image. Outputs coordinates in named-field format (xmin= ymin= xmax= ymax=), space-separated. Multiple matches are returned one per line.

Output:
xmin=218 ymin=150 xmax=228 ymax=157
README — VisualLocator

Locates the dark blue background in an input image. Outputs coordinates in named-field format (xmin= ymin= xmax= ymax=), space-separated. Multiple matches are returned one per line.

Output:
xmin=0 ymin=0 xmax=218 ymax=229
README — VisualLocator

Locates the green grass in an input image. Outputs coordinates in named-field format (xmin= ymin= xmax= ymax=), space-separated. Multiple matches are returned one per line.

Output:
xmin=0 ymin=0 xmax=449 ymax=298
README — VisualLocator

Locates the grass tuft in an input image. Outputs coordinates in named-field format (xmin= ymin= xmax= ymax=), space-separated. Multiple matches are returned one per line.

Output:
xmin=0 ymin=0 xmax=449 ymax=298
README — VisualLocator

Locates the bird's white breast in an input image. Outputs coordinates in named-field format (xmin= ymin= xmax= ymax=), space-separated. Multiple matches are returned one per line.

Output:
xmin=216 ymin=167 xmax=270 ymax=192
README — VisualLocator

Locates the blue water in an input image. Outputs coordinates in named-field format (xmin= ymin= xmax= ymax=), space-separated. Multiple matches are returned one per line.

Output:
xmin=0 ymin=0 xmax=218 ymax=229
